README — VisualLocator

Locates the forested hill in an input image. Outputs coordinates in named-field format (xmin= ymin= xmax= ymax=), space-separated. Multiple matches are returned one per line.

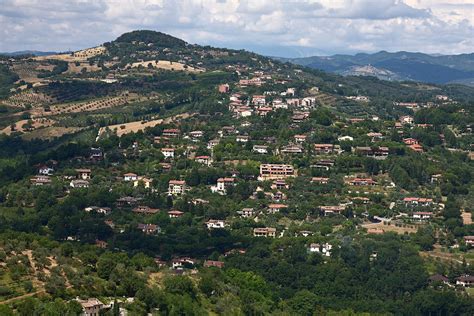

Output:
xmin=0 ymin=30 xmax=472 ymax=315
xmin=279 ymin=51 xmax=474 ymax=85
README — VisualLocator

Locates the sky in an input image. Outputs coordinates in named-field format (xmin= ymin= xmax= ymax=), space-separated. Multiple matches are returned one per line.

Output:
xmin=0 ymin=0 xmax=473 ymax=57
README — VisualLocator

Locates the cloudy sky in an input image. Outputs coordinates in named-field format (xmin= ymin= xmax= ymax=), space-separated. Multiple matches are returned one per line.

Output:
xmin=0 ymin=0 xmax=473 ymax=57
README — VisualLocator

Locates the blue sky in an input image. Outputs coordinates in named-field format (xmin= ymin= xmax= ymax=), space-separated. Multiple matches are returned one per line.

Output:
xmin=1 ymin=0 xmax=473 ymax=57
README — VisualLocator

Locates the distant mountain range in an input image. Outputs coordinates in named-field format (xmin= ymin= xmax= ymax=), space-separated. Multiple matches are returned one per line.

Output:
xmin=277 ymin=51 xmax=474 ymax=86
xmin=0 ymin=50 xmax=58 ymax=57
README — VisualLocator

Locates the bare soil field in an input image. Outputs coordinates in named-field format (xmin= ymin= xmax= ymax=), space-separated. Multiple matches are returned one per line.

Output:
xmin=1 ymin=118 xmax=56 ymax=135
xmin=34 ymin=46 xmax=106 ymax=62
xmin=128 ymin=60 xmax=204 ymax=73
xmin=29 ymin=95 xmax=138 ymax=117
xmin=99 ymin=112 xmax=193 ymax=137
xmin=362 ymin=221 xmax=418 ymax=234
xmin=21 ymin=126 xmax=83 ymax=140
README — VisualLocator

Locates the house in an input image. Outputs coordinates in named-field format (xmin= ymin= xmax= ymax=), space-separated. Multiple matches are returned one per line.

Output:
xmin=308 ymin=243 xmax=332 ymax=256
xmin=161 ymin=148 xmax=175 ymax=158
xmin=38 ymin=165 xmax=54 ymax=175
xmin=400 ymin=115 xmax=414 ymax=125
xmin=234 ymin=106 xmax=253 ymax=118
xmin=171 ymin=257 xmax=195 ymax=269
xmin=189 ymin=130 xmax=204 ymax=140
xmin=219 ymin=126 xmax=236 ymax=137
xmin=116 ymin=196 xmax=141 ymax=207
xmin=137 ymin=223 xmax=160 ymax=235
xmin=236 ymin=135 xmax=249 ymax=143
xmin=409 ymin=143 xmax=424 ymax=152
xmin=95 ymin=240 xmax=108 ymax=249
xmin=238 ymin=208 xmax=256 ymax=218
xmin=207 ymin=139 xmax=220 ymax=150
xmin=134 ymin=177 xmax=153 ymax=189
xmin=456 ymin=275 xmax=474 ymax=287
xmin=267 ymin=204 xmax=288 ymax=214
xmin=31 ymin=175 xmax=52 ymax=186
xmin=271 ymin=180 xmax=289 ymax=190
xmin=168 ymin=210 xmax=184 ymax=218
xmin=259 ymin=164 xmax=296 ymax=181
xmin=70 ymin=179 xmax=90 ymax=188
xmin=76 ymin=168 xmax=91 ymax=180
xmin=431 ymin=174 xmax=442 ymax=183
xmin=78 ymin=298 xmax=104 ymax=316
xmin=429 ymin=274 xmax=450 ymax=286
xmin=195 ymin=155 xmax=212 ymax=166
xmin=313 ymin=159 xmax=334 ymax=170
xmin=294 ymin=135 xmax=307 ymax=143
xmin=464 ymin=236 xmax=474 ymax=247
xmin=89 ymin=147 xmax=104 ymax=161
xmin=292 ymin=112 xmax=309 ymax=123
xmin=123 ymin=172 xmax=138 ymax=181
xmin=311 ymin=177 xmax=329 ymax=184
xmin=159 ymin=162 xmax=172 ymax=172
xmin=251 ymin=95 xmax=266 ymax=105
xmin=403 ymin=138 xmax=419 ymax=145
xmin=253 ymin=145 xmax=269 ymax=154
xmin=320 ymin=205 xmax=346 ymax=216
xmin=367 ymin=132 xmax=384 ymax=142
xmin=403 ymin=197 xmax=434 ymax=206
xmin=212 ymin=177 xmax=235 ymax=194
xmin=314 ymin=144 xmax=339 ymax=155
xmin=253 ymin=227 xmax=276 ymax=238
xmin=203 ymin=260 xmax=224 ymax=268
xmin=133 ymin=205 xmax=160 ymax=215
xmin=205 ymin=219 xmax=227 ymax=229
xmin=355 ymin=146 xmax=389 ymax=159
xmin=338 ymin=135 xmax=354 ymax=142
xmin=84 ymin=206 xmax=111 ymax=215
xmin=218 ymin=83 xmax=230 ymax=93
xmin=256 ymin=107 xmax=273 ymax=116
xmin=168 ymin=180 xmax=186 ymax=195
xmin=162 ymin=128 xmax=180 ymax=138
xmin=348 ymin=178 xmax=377 ymax=186
xmin=412 ymin=212 xmax=433 ymax=221
xmin=281 ymin=145 xmax=303 ymax=155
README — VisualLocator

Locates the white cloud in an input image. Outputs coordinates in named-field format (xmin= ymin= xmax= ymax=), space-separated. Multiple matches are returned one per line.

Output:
xmin=0 ymin=0 xmax=472 ymax=57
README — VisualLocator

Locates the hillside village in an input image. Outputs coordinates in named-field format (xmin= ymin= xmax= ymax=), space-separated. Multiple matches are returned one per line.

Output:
xmin=0 ymin=30 xmax=473 ymax=315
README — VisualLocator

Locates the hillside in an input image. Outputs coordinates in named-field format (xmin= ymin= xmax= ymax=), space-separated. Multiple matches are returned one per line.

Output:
xmin=280 ymin=51 xmax=474 ymax=85
xmin=0 ymin=30 xmax=473 ymax=314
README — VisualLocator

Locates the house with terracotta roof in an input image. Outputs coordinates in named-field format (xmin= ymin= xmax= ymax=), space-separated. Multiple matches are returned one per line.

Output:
xmin=78 ymin=298 xmax=104 ymax=316
xmin=123 ymin=172 xmax=138 ymax=181
xmin=137 ymin=223 xmax=160 ymax=235
xmin=212 ymin=177 xmax=235 ymax=194
xmin=195 ymin=155 xmax=212 ymax=166
xmin=168 ymin=210 xmax=184 ymax=218
xmin=161 ymin=147 xmax=175 ymax=158
xmin=76 ymin=168 xmax=91 ymax=180
xmin=162 ymin=128 xmax=180 ymax=138
xmin=253 ymin=227 xmax=276 ymax=238
xmin=348 ymin=178 xmax=377 ymax=186
xmin=168 ymin=180 xmax=186 ymax=195
xmin=267 ymin=204 xmax=288 ymax=214
xmin=456 ymin=275 xmax=474 ymax=287
xmin=311 ymin=177 xmax=329 ymax=184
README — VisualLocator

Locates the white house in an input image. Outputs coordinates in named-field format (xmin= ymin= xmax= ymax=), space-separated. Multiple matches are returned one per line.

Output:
xmin=253 ymin=145 xmax=268 ymax=154
xmin=161 ymin=148 xmax=175 ymax=158
xmin=123 ymin=173 xmax=138 ymax=182
xmin=205 ymin=219 xmax=227 ymax=229
xmin=168 ymin=180 xmax=186 ymax=195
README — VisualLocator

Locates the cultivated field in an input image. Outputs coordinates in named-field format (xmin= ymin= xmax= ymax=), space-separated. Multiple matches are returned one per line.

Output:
xmin=362 ymin=221 xmax=418 ymax=234
xmin=98 ymin=112 xmax=193 ymax=137
xmin=128 ymin=60 xmax=204 ymax=73
xmin=0 ymin=118 xmax=56 ymax=135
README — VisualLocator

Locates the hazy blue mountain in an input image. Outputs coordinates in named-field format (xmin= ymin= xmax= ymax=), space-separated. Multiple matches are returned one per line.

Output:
xmin=0 ymin=50 xmax=58 ymax=57
xmin=278 ymin=51 xmax=474 ymax=85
